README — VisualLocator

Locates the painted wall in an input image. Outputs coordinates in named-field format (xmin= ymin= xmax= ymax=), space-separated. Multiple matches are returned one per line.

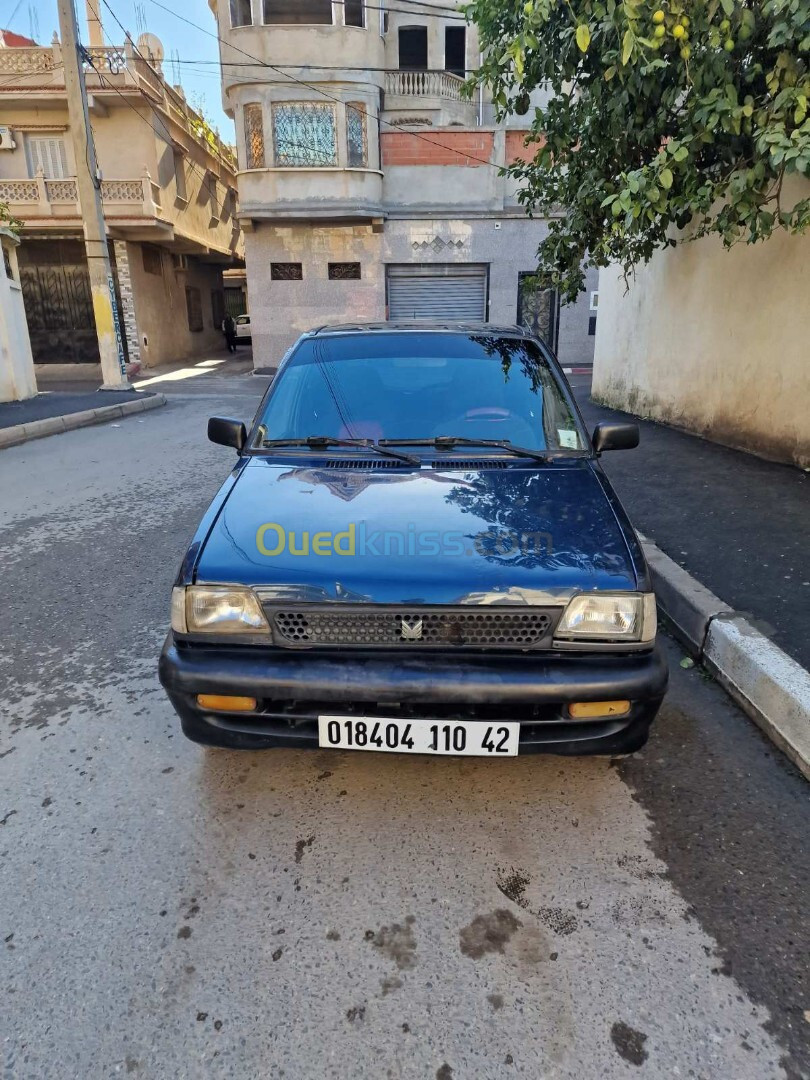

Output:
xmin=125 ymin=242 xmax=226 ymax=368
xmin=592 ymin=215 xmax=810 ymax=468
xmin=0 ymin=231 xmax=37 ymax=403
xmin=245 ymin=217 xmax=596 ymax=370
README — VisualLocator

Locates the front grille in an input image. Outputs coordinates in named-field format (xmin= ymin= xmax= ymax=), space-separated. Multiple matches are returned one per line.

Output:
xmin=266 ymin=605 xmax=559 ymax=650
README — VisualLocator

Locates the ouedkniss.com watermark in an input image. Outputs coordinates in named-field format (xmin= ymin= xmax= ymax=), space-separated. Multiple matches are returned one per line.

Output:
xmin=256 ymin=522 xmax=553 ymax=559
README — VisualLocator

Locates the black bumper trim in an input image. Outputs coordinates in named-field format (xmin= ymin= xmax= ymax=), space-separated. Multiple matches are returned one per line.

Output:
xmin=159 ymin=637 xmax=668 ymax=705
xmin=159 ymin=636 xmax=667 ymax=754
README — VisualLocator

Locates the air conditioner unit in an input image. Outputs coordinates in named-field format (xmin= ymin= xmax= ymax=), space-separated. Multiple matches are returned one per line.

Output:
xmin=0 ymin=126 xmax=17 ymax=151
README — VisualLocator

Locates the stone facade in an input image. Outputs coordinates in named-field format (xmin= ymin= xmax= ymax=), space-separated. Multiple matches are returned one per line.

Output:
xmin=246 ymin=217 xmax=597 ymax=370
xmin=113 ymin=241 xmax=140 ymax=368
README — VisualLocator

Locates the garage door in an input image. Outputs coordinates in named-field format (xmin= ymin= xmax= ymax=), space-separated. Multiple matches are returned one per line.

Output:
xmin=387 ymin=264 xmax=488 ymax=321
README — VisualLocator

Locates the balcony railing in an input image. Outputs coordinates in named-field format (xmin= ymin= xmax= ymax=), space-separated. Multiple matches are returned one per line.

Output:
xmin=0 ymin=174 xmax=159 ymax=216
xmin=0 ymin=46 xmax=55 ymax=75
xmin=385 ymin=70 xmax=465 ymax=101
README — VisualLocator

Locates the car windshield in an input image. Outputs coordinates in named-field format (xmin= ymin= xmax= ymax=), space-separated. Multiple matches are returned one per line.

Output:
xmin=252 ymin=332 xmax=586 ymax=453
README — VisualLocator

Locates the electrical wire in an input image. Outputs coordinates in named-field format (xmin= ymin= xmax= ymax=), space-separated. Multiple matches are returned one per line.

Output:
xmin=133 ymin=0 xmax=500 ymax=171
xmin=154 ymin=58 xmax=479 ymax=74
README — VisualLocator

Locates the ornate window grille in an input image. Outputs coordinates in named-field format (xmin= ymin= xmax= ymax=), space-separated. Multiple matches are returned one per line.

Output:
xmin=244 ymin=103 xmax=265 ymax=170
xmin=328 ymin=263 xmax=361 ymax=280
xmin=346 ymin=103 xmax=367 ymax=168
xmin=272 ymin=103 xmax=337 ymax=167
xmin=270 ymin=263 xmax=303 ymax=281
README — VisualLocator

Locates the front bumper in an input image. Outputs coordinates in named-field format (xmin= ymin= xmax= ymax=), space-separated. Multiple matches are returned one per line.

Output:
xmin=159 ymin=635 xmax=668 ymax=754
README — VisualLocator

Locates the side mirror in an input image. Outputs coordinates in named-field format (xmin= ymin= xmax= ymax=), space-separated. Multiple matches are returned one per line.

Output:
xmin=208 ymin=416 xmax=247 ymax=452
xmin=592 ymin=422 xmax=640 ymax=453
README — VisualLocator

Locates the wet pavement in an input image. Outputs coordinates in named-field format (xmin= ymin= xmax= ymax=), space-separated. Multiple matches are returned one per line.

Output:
xmin=0 ymin=368 xmax=807 ymax=1080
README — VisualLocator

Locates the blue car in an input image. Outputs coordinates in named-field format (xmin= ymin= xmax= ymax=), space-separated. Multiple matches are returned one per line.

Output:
xmin=159 ymin=323 xmax=667 ymax=757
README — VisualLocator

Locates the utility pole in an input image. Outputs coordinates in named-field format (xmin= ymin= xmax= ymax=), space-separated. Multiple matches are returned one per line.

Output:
xmin=57 ymin=0 xmax=129 ymax=390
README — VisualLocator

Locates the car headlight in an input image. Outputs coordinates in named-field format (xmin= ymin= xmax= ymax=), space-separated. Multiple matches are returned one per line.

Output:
xmin=171 ymin=586 xmax=269 ymax=635
xmin=555 ymin=593 xmax=657 ymax=643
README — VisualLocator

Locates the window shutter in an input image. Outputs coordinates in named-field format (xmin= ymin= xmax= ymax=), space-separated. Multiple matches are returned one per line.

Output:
xmin=26 ymin=136 xmax=68 ymax=179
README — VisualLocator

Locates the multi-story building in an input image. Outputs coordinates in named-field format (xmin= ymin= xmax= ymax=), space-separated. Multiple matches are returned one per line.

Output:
xmin=209 ymin=0 xmax=598 ymax=370
xmin=0 ymin=18 xmax=244 ymax=372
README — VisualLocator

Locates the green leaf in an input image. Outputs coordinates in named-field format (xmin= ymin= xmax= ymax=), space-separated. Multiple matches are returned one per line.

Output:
xmin=660 ymin=167 xmax=674 ymax=189
xmin=720 ymin=0 xmax=734 ymax=15
xmin=576 ymin=23 xmax=591 ymax=53
xmin=622 ymin=28 xmax=635 ymax=66
xmin=604 ymin=65 xmax=617 ymax=81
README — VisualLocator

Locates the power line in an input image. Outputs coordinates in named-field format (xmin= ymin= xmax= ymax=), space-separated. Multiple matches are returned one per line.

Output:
xmin=160 ymin=58 xmax=479 ymax=73
xmin=0 ymin=62 xmax=64 ymax=86
xmin=137 ymin=0 xmax=500 ymax=171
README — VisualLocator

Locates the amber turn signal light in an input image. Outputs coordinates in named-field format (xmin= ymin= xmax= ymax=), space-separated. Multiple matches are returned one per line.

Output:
xmin=568 ymin=700 xmax=631 ymax=719
xmin=196 ymin=694 xmax=257 ymax=712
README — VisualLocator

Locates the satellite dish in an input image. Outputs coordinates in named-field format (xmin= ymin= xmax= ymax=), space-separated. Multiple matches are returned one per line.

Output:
xmin=137 ymin=32 xmax=164 ymax=67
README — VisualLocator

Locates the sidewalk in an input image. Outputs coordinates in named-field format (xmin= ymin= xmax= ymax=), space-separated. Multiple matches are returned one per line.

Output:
xmin=569 ymin=374 xmax=810 ymax=672
xmin=0 ymin=389 xmax=144 ymax=430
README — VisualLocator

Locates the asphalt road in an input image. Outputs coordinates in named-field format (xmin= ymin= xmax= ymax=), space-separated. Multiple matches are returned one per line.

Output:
xmin=1 ymin=367 xmax=807 ymax=1080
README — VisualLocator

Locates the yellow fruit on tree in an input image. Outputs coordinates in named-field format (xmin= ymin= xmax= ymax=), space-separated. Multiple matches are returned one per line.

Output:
xmin=672 ymin=23 xmax=686 ymax=39
xmin=652 ymin=9 xmax=665 ymax=23
xmin=654 ymin=23 xmax=666 ymax=37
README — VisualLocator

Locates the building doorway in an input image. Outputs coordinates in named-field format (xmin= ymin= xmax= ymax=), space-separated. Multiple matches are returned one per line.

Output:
xmin=517 ymin=273 xmax=559 ymax=351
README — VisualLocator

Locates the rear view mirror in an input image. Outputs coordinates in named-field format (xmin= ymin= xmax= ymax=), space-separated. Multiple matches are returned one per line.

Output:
xmin=592 ymin=422 xmax=640 ymax=453
xmin=208 ymin=416 xmax=247 ymax=452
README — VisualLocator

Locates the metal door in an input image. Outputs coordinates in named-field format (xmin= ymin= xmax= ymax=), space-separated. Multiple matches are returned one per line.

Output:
xmin=517 ymin=273 xmax=559 ymax=351
xmin=387 ymin=264 xmax=488 ymax=321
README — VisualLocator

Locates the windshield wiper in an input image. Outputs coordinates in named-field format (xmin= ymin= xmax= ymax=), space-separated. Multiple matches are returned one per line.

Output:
xmin=261 ymin=436 xmax=420 ymax=465
xmin=379 ymin=436 xmax=552 ymax=463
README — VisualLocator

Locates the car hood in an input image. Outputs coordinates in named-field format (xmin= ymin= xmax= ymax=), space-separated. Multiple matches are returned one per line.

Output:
xmin=194 ymin=457 xmax=641 ymax=604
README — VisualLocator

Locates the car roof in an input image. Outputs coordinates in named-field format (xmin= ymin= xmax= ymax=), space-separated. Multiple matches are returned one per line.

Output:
xmin=305 ymin=320 xmax=529 ymax=338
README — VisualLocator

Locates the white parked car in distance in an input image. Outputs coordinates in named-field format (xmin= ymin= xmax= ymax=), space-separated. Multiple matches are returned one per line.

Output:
xmin=234 ymin=315 xmax=251 ymax=342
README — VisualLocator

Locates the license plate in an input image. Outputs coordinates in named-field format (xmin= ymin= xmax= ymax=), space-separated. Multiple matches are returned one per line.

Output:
xmin=318 ymin=716 xmax=519 ymax=757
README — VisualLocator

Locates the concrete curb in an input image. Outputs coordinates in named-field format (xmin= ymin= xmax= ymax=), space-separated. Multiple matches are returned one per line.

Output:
xmin=642 ymin=538 xmax=810 ymax=780
xmin=0 ymin=393 xmax=167 ymax=450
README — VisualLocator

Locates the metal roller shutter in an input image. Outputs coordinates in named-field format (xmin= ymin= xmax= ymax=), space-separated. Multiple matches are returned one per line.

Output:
xmin=387 ymin=264 xmax=488 ymax=321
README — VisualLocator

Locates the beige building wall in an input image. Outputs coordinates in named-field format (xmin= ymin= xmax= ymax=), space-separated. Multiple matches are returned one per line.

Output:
xmin=592 ymin=216 xmax=810 ymax=469
xmin=0 ymin=230 xmax=37 ymax=402
xmin=1 ymin=103 xmax=239 ymax=259
xmin=125 ymin=243 xmax=226 ymax=367
xmin=0 ymin=42 xmax=243 ymax=370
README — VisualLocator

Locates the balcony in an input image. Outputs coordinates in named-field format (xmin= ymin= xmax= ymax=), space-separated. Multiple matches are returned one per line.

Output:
xmin=0 ymin=174 xmax=165 ymax=233
xmin=0 ymin=43 xmax=237 ymax=173
xmin=383 ymin=70 xmax=476 ymax=127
